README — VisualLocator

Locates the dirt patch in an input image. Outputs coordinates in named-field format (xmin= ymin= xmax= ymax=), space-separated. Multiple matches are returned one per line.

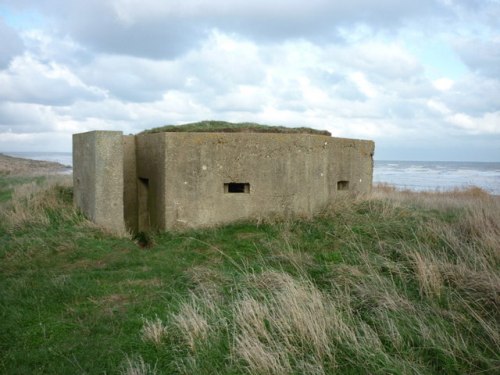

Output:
xmin=0 ymin=153 xmax=70 ymax=176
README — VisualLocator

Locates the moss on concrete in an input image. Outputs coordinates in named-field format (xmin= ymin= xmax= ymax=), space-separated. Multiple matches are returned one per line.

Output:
xmin=142 ymin=120 xmax=331 ymax=136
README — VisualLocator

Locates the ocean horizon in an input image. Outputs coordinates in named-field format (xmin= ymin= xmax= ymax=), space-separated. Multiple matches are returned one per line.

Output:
xmin=2 ymin=152 xmax=500 ymax=195
xmin=374 ymin=160 xmax=500 ymax=195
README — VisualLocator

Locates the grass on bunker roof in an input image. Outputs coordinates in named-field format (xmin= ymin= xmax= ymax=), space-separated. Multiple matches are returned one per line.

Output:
xmin=141 ymin=120 xmax=332 ymax=136
xmin=0 ymin=175 xmax=499 ymax=374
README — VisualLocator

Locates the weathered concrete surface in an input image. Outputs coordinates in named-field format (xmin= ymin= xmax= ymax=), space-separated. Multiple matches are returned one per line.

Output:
xmin=134 ymin=132 xmax=374 ymax=230
xmin=135 ymin=133 xmax=167 ymax=231
xmin=73 ymin=131 xmax=125 ymax=234
xmin=123 ymin=135 xmax=138 ymax=232
xmin=74 ymin=130 xmax=374 ymax=232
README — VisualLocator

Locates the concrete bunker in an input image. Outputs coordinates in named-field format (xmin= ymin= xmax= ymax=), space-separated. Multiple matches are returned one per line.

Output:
xmin=73 ymin=122 xmax=374 ymax=233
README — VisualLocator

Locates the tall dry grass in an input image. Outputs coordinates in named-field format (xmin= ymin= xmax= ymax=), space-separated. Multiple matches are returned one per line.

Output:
xmin=140 ymin=316 xmax=168 ymax=346
xmin=234 ymin=271 xmax=335 ymax=373
xmin=120 ymin=355 xmax=157 ymax=375
xmin=133 ymin=185 xmax=499 ymax=374
xmin=171 ymin=294 xmax=213 ymax=352
xmin=0 ymin=175 xmax=75 ymax=230
xmin=6 ymin=176 xmax=494 ymax=373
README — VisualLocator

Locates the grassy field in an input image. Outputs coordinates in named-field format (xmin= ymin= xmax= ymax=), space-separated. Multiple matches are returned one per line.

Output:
xmin=0 ymin=175 xmax=499 ymax=374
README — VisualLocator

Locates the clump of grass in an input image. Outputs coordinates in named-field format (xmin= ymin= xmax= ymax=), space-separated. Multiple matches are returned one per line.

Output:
xmin=0 ymin=175 xmax=76 ymax=230
xmin=233 ymin=272 xmax=335 ymax=373
xmin=171 ymin=293 xmax=217 ymax=352
xmin=120 ymin=355 xmax=156 ymax=375
xmin=409 ymin=250 xmax=444 ymax=299
xmin=140 ymin=316 xmax=167 ymax=346
xmin=142 ymin=120 xmax=331 ymax=136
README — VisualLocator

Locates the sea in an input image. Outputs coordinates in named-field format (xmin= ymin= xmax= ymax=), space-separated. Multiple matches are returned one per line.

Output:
xmin=3 ymin=152 xmax=500 ymax=195
xmin=374 ymin=160 xmax=500 ymax=195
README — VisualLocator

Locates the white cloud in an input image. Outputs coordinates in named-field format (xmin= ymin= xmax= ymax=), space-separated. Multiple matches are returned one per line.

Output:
xmin=0 ymin=54 xmax=105 ymax=105
xmin=1 ymin=0 xmax=445 ymax=58
xmin=0 ymin=18 xmax=24 ymax=68
xmin=0 ymin=131 xmax=72 ymax=152
xmin=78 ymin=55 xmax=184 ymax=102
xmin=440 ymin=73 xmax=500 ymax=115
xmin=0 ymin=102 xmax=60 ymax=134
xmin=427 ymin=99 xmax=451 ymax=114
xmin=0 ymin=0 xmax=499 ymax=160
xmin=433 ymin=78 xmax=454 ymax=91
xmin=349 ymin=72 xmax=379 ymax=98
xmin=447 ymin=112 xmax=500 ymax=134
xmin=454 ymin=37 xmax=500 ymax=78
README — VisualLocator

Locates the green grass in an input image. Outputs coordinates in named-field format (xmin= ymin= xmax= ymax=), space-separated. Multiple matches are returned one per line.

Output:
xmin=142 ymin=120 xmax=331 ymax=136
xmin=1 ymin=176 xmax=498 ymax=374
xmin=0 ymin=175 xmax=45 ymax=202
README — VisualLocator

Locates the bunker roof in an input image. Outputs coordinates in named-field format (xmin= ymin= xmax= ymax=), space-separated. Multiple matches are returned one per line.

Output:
xmin=141 ymin=120 xmax=331 ymax=136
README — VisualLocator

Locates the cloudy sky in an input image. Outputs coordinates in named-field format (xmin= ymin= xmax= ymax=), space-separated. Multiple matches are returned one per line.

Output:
xmin=0 ymin=0 xmax=499 ymax=161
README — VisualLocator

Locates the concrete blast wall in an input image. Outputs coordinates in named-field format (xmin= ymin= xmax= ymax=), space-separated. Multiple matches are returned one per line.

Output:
xmin=136 ymin=133 xmax=373 ymax=230
xmin=73 ymin=130 xmax=374 ymax=233
xmin=73 ymin=131 xmax=126 ymax=234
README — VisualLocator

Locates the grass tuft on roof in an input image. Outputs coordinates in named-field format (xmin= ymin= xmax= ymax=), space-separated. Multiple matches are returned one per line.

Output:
xmin=142 ymin=120 xmax=331 ymax=136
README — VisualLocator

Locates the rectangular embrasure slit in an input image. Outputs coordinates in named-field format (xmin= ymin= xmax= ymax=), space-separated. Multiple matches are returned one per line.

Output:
xmin=337 ymin=180 xmax=349 ymax=191
xmin=224 ymin=182 xmax=250 ymax=193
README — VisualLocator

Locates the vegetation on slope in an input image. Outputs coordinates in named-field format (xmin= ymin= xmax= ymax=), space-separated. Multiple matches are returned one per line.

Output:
xmin=0 ymin=153 xmax=69 ymax=176
xmin=0 ymin=175 xmax=499 ymax=374
xmin=142 ymin=120 xmax=332 ymax=136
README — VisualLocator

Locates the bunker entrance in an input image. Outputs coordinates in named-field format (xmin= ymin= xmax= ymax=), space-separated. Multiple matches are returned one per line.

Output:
xmin=138 ymin=177 xmax=151 ymax=231
xmin=224 ymin=182 xmax=250 ymax=193
xmin=337 ymin=180 xmax=349 ymax=191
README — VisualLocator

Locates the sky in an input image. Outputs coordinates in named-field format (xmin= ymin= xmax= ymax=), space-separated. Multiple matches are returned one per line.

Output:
xmin=0 ymin=0 xmax=499 ymax=161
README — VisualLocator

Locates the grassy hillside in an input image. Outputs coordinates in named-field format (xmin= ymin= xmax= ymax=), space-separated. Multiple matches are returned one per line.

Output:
xmin=0 ymin=153 xmax=69 ymax=176
xmin=0 ymin=175 xmax=499 ymax=374
xmin=142 ymin=120 xmax=332 ymax=136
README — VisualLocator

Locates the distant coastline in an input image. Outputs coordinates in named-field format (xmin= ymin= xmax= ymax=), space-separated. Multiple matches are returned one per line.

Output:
xmin=0 ymin=153 xmax=71 ymax=176
xmin=1 ymin=152 xmax=73 ymax=168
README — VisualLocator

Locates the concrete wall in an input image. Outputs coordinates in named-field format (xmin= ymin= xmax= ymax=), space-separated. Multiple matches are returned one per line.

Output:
xmin=73 ymin=131 xmax=126 ymax=234
xmin=74 ymin=130 xmax=374 ymax=232
xmin=135 ymin=133 xmax=167 ymax=231
xmin=330 ymin=137 xmax=374 ymax=193
xmin=123 ymin=135 xmax=138 ymax=232
xmin=132 ymin=132 xmax=374 ymax=230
